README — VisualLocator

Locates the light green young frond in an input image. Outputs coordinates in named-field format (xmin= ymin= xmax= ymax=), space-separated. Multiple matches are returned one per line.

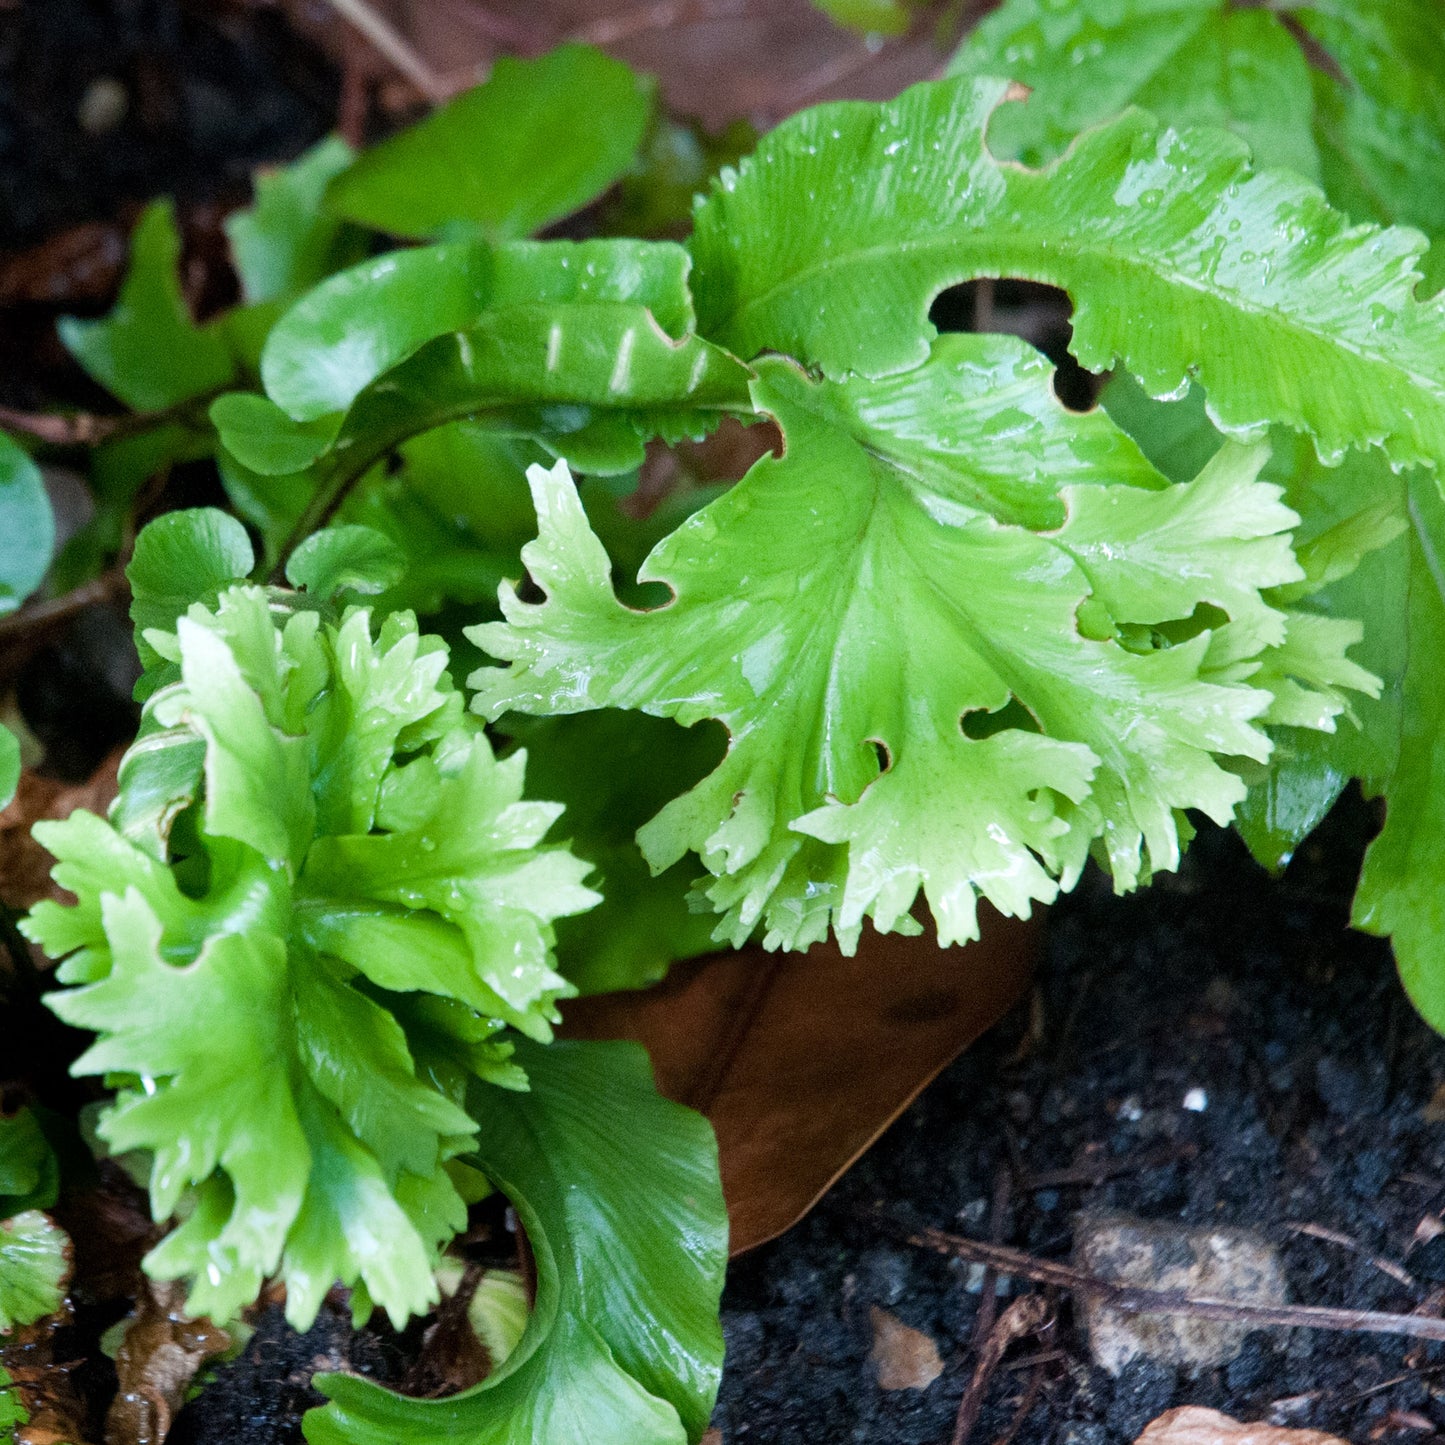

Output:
xmin=471 ymin=335 xmax=1368 ymax=951
xmin=24 ymin=567 xmax=596 ymax=1330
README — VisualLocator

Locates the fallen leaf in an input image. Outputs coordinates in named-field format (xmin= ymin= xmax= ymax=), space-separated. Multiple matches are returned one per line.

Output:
xmin=277 ymin=0 xmax=942 ymax=129
xmin=563 ymin=907 xmax=1039 ymax=1252
xmin=0 ymin=749 xmax=122 ymax=916
xmin=0 ymin=1303 xmax=95 ymax=1445
xmin=103 ymin=1280 xmax=230 ymax=1445
xmin=1134 ymin=1407 xmax=1350 ymax=1445
xmin=868 ymin=1307 xmax=943 ymax=1391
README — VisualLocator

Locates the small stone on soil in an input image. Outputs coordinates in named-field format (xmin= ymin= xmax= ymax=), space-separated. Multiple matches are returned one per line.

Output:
xmin=1074 ymin=1214 xmax=1287 ymax=1375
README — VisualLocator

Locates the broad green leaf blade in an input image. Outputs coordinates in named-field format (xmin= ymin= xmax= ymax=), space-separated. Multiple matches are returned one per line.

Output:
xmin=1102 ymin=371 xmax=1406 ymax=869
xmin=285 ymin=524 xmax=405 ymax=599
xmin=57 ymin=200 xmax=235 ymax=412
xmin=309 ymin=1038 xmax=726 ymax=1445
xmin=126 ymin=507 xmax=255 ymax=676
xmin=226 ymin=136 xmax=362 ymax=304
xmin=310 ymin=302 xmax=751 ymax=484
xmin=1352 ymin=473 xmax=1445 ymax=1028
xmin=689 ymin=75 xmax=1445 ymax=473
xmin=470 ymin=336 xmax=1363 ymax=950
xmin=949 ymin=0 xmax=1319 ymax=179
xmin=338 ymin=425 xmax=544 ymax=617
xmin=0 ymin=726 xmax=18 ymax=812
xmin=1 ymin=1363 xmax=27 ymax=1432
xmin=1297 ymin=0 xmax=1445 ymax=288
xmin=262 ymin=242 xmax=492 ymax=422
xmin=502 ymin=711 xmax=728 ymax=995
xmin=27 ymin=589 xmax=594 ymax=1330
xmin=0 ymin=1212 xmax=69 ymax=1333
xmin=0 ymin=432 xmax=52 ymax=616
xmin=257 ymin=237 xmax=702 ymax=427
xmin=210 ymin=393 xmax=338 ymax=474
xmin=0 ymin=1110 xmax=57 ymax=1218
xmin=326 ymin=47 xmax=653 ymax=242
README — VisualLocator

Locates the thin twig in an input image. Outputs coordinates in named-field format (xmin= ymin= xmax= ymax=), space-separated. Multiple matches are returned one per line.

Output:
xmin=572 ymin=0 xmax=756 ymax=46
xmin=1285 ymin=1221 xmax=1418 ymax=1292
xmin=952 ymin=1294 xmax=1049 ymax=1445
xmin=993 ymin=1361 xmax=1048 ymax=1445
xmin=951 ymin=1164 xmax=1012 ymax=1445
xmin=878 ymin=1214 xmax=1445 ymax=1346
xmin=0 ymin=391 xmax=222 ymax=451
xmin=319 ymin=0 xmax=450 ymax=103
xmin=0 ymin=566 xmax=127 ymax=645
xmin=0 ymin=405 xmax=123 ymax=447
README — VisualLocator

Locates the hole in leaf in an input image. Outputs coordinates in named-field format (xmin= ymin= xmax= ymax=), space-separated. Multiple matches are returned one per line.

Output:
xmin=1115 ymin=602 xmax=1232 ymax=654
xmin=929 ymin=279 xmax=1103 ymax=412
xmin=870 ymin=738 xmax=891 ymax=773
xmin=960 ymin=697 xmax=1037 ymax=740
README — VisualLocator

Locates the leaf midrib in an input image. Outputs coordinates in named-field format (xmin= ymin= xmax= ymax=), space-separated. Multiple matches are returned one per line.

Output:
xmin=713 ymin=224 xmax=1442 ymax=426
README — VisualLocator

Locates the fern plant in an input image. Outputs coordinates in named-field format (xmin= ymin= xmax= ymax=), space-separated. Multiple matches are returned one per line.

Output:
xmin=2 ymin=13 xmax=1443 ymax=1441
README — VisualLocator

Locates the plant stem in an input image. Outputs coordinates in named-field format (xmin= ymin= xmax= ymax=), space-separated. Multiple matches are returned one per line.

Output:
xmin=319 ymin=0 xmax=451 ymax=103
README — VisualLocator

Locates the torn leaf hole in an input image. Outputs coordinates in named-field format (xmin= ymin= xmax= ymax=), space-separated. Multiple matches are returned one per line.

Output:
xmin=928 ymin=279 xmax=1103 ymax=412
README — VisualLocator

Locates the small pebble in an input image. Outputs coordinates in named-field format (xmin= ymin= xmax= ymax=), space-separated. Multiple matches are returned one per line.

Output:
xmin=77 ymin=76 xmax=129 ymax=134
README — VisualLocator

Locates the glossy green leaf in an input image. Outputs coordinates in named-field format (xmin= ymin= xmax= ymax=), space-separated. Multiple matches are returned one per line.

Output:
xmin=949 ymin=0 xmax=1320 ymax=178
xmin=266 ymin=285 xmax=750 ymax=557
xmin=1103 ymin=371 xmax=1405 ymax=869
xmin=326 ymin=47 xmax=653 ymax=242
xmin=0 ymin=727 xmax=18 ymax=813
xmin=1352 ymin=473 xmax=1445 ymax=1029
xmin=0 ymin=1111 xmax=57 ymax=1218
xmin=1297 ymin=0 xmax=1445 ymax=288
xmin=262 ymin=242 xmax=492 ymax=422
xmin=471 ymin=336 xmax=1368 ymax=950
xmin=0 ymin=1212 xmax=68 ymax=1333
xmin=226 ymin=136 xmax=362 ymax=304
xmin=25 ymin=580 xmax=596 ymax=1329
xmin=285 ymin=524 xmax=405 ymax=599
xmin=211 ymin=393 xmax=338 ymax=474
xmin=258 ymin=237 xmax=701 ymax=427
xmin=0 ymin=432 xmax=52 ymax=616
xmin=689 ymin=74 xmax=1445 ymax=473
xmin=126 ymin=507 xmax=255 ymax=675
xmin=309 ymin=1038 xmax=726 ymax=1445
xmin=1 ymin=1363 xmax=26 ymax=1433
xmin=57 ymin=200 xmax=234 ymax=412
xmin=502 ymin=711 xmax=727 ymax=995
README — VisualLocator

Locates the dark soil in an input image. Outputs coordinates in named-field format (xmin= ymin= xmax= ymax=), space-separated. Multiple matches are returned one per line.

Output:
xmin=714 ymin=795 xmax=1445 ymax=1443
xmin=0 ymin=0 xmax=336 ymax=251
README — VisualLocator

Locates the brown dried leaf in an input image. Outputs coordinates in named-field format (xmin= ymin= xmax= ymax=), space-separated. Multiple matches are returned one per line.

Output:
xmin=563 ymin=908 xmax=1038 ymax=1252
xmin=276 ymin=0 xmax=942 ymax=128
xmin=1 ymin=1303 xmax=95 ymax=1445
xmin=103 ymin=1280 xmax=230 ymax=1445
xmin=0 ymin=750 xmax=122 ymax=916
xmin=1134 ymin=1407 xmax=1350 ymax=1445
xmin=868 ymin=1307 xmax=943 ymax=1391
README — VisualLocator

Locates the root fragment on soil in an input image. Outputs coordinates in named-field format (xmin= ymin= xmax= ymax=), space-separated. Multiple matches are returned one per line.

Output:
xmin=873 ymin=1212 xmax=1445 ymax=1347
